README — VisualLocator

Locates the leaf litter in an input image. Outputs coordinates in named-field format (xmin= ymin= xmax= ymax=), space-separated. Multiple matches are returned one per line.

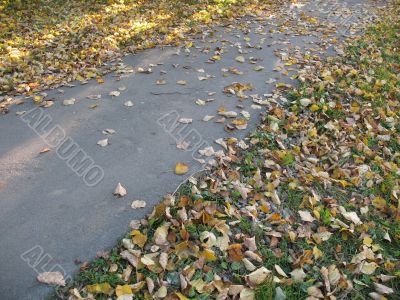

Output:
xmin=43 ymin=1 xmax=400 ymax=299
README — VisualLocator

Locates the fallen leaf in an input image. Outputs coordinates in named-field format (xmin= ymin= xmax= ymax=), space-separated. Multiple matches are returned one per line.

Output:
xmin=156 ymin=79 xmax=167 ymax=85
xmin=40 ymin=148 xmax=51 ymax=154
xmin=159 ymin=252 xmax=168 ymax=269
xmin=175 ymin=162 xmax=189 ymax=175
xmin=374 ymin=283 xmax=394 ymax=295
xmin=290 ymin=268 xmax=307 ymax=283
xmin=116 ymin=285 xmax=133 ymax=296
xmin=102 ymin=128 xmax=115 ymax=135
xmin=195 ymin=99 xmax=206 ymax=106
xmin=299 ymin=98 xmax=311 ymax=107
xmin=124 ymin=100 xmax=134 ymax=107
xmin=307 ymin=286 xmax=324 ymax=298
xmin=235 ymin=56 xmax=245 ymax=63
xmin=87 ymin=94 xmax=101 ymax=100
xmin=37 ymin=272 xmax=66 ymax=286
xmin=178 ymin=118 xmax=193 ymax=124
xmin=97 ymin=138 xmax=108 ymax=147
xmin=298 ymin=210 xmax=316 ymax=222
xmin=361 ymin=262 xmax=378 ymax=275
xmin=131 ymin=200 xmax=146 ymax=209
xmin=109 ymin=91 xmax=121 ymax=97
xmin=154 ymin=223 xmax=170 ymax=245
xmin=274 ymin=287 xmax=286 ymax=300
xmin=240 ymin=288 xmax=254 ymax=300
xmin=86 ymin=282 xmax=112 ymax=294
xmin=63 ymin=98 xmax=75 ymax=106
xmin=339 ymin=207 xmax=362 ymax=225
xmin=246 ymin=267 xmax=271 ymax=286
xmin=274 ymin=264 xmax=288 ymax=277
xmin=219 ymin=111 xmax=238 ymax=118
xmin=203 ymin=115 xmax=215 ymax=121
xmin=131 ymin=230 xmax=147 ymax=248
xmin=177 ymin=141 xmax=190 ymax=150
xmin=114 ymin=183 xmax=127 ymax=197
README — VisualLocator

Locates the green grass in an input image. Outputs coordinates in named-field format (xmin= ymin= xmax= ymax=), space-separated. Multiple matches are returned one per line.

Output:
xmin=255 ymin=277 xmax=275 ymax=300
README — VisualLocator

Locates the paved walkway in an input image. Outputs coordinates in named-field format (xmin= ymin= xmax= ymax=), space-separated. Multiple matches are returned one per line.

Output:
xmin=0 ymin=0 xmax=382 ymax=298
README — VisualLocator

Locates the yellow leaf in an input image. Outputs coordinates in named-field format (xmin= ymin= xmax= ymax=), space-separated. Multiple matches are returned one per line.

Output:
xmin=175 ymin=162 xmax=189 ymax=175
xmin=350 ymin=102 xmax=360 ymax=113
xmin=115 ymin=285 xmax=132 ymax=296
xmin=338 ymin=180 xmax=351 ymax=188
xmin=86 ymin=71 xmax=96 ymax=78
xmin=313 ymin=246 xmax=323 ymax=260
xmin=310 ymin=104 xmax=320 ymax=112
xmin=372 ymin=196 xmax=387 ymax=210
xmin=131 ymin=230 xmax=147 ymax=248
xmin=212 ymin=55 xmax=221 ymax=61
xmin=191 ymin=278 xmax=206 ymax=293
xmin=363 ymin=237 xmax=373 ymax=247
xmin=86 ymin=282 xmax=112 ymax=294
xmin=308 ymin=127 xmax=317 ymax=138
xmin=33 ymin=95 xmax=43 ymax=103
xmin=176 ymin=292 xmax=189 ymax=300
xmin=201 ymin=249 xmax=217 ymax=261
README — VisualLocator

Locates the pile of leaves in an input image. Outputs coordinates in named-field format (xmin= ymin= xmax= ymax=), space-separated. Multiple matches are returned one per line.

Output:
xmin=56 ymin=2 xmax=400 ymax=300
xmin=0 ymin=0 xmax=281 ymax=96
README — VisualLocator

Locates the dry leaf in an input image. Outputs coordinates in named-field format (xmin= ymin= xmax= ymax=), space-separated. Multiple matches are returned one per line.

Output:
xmin=154 ymin=223 xmax=170 ymax=245
xmin=124 ymin=100 xmax=134 ymax=107
xmin=361 ymin=262 xmax=378 ymax=275
xmin=246 ymin=267 xmax=271 ymax=286
xmin=235 ymin=56 xmax=245 ymax=63
xmin=239 ymin=288 xmax=254 ymax=300
xmin=307 ymin=286 xmax=324 ymax=298
xmin=374 ymin=283 xmax=394 ymax=295
xmin=131 ymin=200 xmax=146 ymax=209
xmin=159 ymin=252 xmax=168 ymax=269
xmin=178 ymin=118 xmax=193 ymax=124
xmin=102 ymin=128 xmax=115 ymax=135
xmin=219 ymin=111 xmax=238 ymax=118
xmin=175 ymin=162 xmax=189 ymax=175
xmin=109 ymin=91 xmax=121 ymax=97
xmin=114 ymin=182 xmax=127 ymax=197
xmin=274 ymin=264 xmax=288 ymax=277
xmin=63 ymin=98 xmax=75 ymax=106
xmin=298 ymin=210 xmax=316 ymax=222
xmin=97 ymin=138 xmax=108 ymax=147
xmin=40 ymin=147 xmax=51 ymax=154
xmin=203 ymin=115 xmax=215 ymax=122
xmin=156 ymin=79 xmax=167 ymax=85
xmin=154 ymin=286 xmax=167 ymax=298
xmin=290 ymin=268 xmax=306 ymax=283
xmin=37 ymin=272 xmax=66 ymax=286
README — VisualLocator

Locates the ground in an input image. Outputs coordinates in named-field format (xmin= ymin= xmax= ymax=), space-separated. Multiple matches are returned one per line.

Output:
xmin=0 ymin=0 xmax=399 ymax=299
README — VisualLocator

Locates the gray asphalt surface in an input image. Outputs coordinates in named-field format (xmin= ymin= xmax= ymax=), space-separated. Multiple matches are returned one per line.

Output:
xmin=0 ymin=1 xmax=382 ymax=299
